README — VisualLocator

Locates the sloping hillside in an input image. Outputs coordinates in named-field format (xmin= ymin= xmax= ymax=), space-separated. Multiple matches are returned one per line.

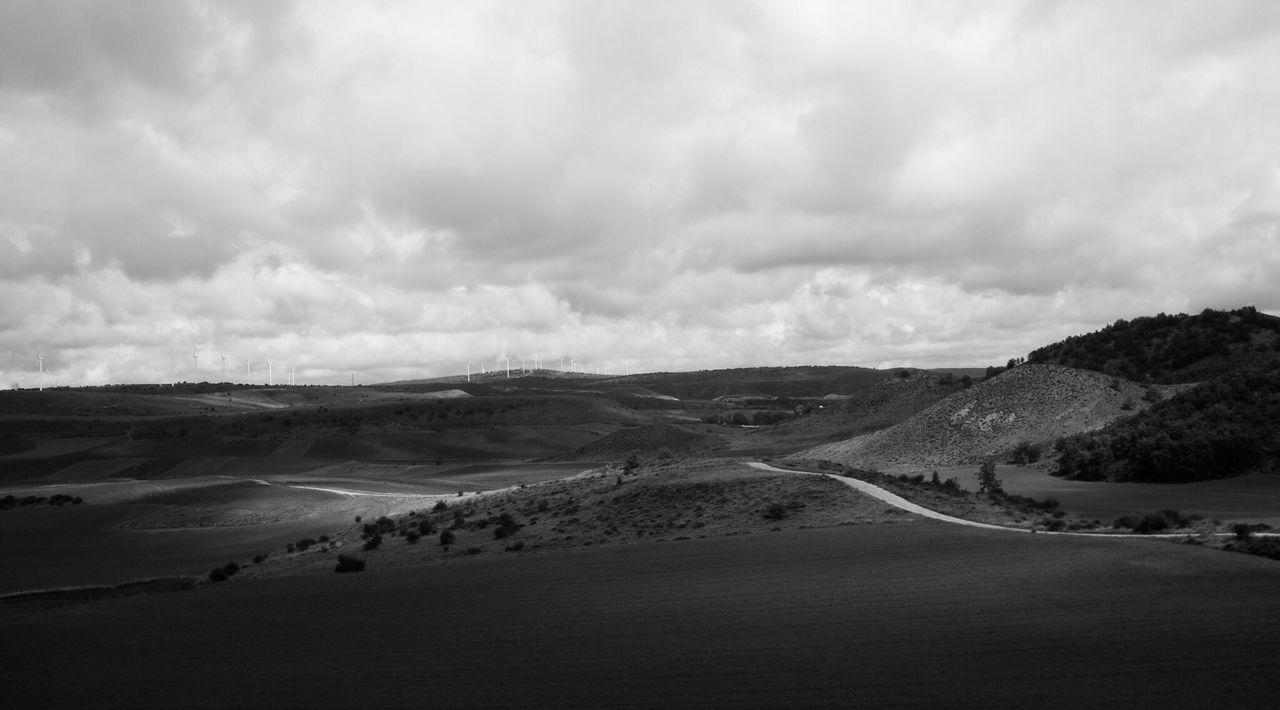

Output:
xmin=804 ymin=364 xmax=1175 ymax=470
xmin=1054 ymin=365 xmax=1280 ymax=482
xmin=553 ymin=423 xmax=727 ymax=462
xmin=758 ymin=370 xmax=957 ymax=448
xmin=1027 ymin=306 xmax=1280 ymax=383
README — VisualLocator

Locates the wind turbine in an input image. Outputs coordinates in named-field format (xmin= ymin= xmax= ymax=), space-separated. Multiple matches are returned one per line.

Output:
xmin=466 ymin=363 xmax=471 ymax=383
xmin=220 ymin=352 xmax=227 ymax=380
xmin=245 ymin=358 xmax=250 ymax=382
xmin=169 ymin=349 xmax=175 ymax=386
xmin=506 ymin=357 xmax=511 ymax=379
xmin=267 ymin=360 xmax=273 ymax=386
xmin=37 ymin=352 xmax=43 ymax=392
xmin=192 ymin=348 xmax=199 ymax=376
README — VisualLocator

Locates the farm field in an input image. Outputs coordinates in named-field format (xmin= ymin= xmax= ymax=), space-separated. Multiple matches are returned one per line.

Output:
xmin=4 ymin=522 xmax=1279 ymax=708
xmin=921 ymin=463 xmax=1280 ymax=527
xmin=0 ymin=457 xmax=598 ymax=593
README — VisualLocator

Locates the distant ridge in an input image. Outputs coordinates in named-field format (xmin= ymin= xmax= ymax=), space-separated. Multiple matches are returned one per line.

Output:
xmin=384 ymin=366 xmax=889 ymax=401
xmin=551 ymin=423 xmax=726 ymax=462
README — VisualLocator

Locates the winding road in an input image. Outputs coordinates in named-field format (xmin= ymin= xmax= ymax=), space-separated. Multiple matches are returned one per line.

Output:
xmin=747 ymin=461 xmax=1278 ymax=539
xmin=747 ymin=461 xmax=1030 ymax=533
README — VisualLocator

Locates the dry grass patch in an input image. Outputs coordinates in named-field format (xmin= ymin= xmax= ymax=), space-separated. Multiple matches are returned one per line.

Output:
xmin=239 ymin=457 xmax=900 ymax=580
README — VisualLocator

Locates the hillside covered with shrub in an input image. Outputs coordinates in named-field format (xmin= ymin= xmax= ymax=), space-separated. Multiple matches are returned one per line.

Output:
xmin=1027 ymin=306 xmax=1280 ymax=383
xmin=1054 ymin=365 xmax=1280 ymax=483
xmin=803 ymin=364 xmax=1161 ymax=470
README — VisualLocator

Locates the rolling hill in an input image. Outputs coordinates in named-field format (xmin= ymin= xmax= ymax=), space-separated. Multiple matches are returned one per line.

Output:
xmin=803 ymin=364 xmax=1173 ymax=470
xmin=551 ymin=422 xmax=727 ymax=462
xmin=1054 ymin=364 xmax=1280 ymax=482
xmin=1027 ymin=306 xmax=1280 ymax=383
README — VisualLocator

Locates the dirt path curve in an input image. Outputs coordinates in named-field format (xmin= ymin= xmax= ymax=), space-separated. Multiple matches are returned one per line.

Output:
xmin=747 ymin=461 xmax=1025 ymax=533
xmin=747 ymin=461 xmax=1280 ymax=539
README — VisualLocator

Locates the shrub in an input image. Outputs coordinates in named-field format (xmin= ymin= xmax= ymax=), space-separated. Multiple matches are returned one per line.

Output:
xmin=1112 ymin=515 xmax=1139 ymax=530
xmin=405 ymin=530 xmax=421 ymax=544
xmin=1228 ymin=537 xmax=1280 ymax=561
xmin=1008 ymin=441 xmax=1043 ymax=465
xmin=223 ymin=562 xmax=240 ymax=576
xmin=440 ymin=530 xmax=456 ymax=546
xmin=465 ymin=546 xmax=483 ymax=555
xmin=363 ymin=534 xmax=382 ymax=551
xmin=1132 ymin=514 xmax=1169 ymax=533
xmin=505 ymin=541 xmax=525 ymax=552
xmin=252 ymin=554 xmax=267 ymax=564
xmin=208 ymin=567 xmax=229 ymax=582
xmin=334 ymin=554 xmax=365 ymax=573
xmin=763 ymin=503 xmax=788 ymax=521
xmin=433 ymin=500 xmax=448 ymax=511
xmin=1130 ymin=510 xmax=1197 ymax=534
xmin=1232 ymin=523 xmax=1254 ymax=541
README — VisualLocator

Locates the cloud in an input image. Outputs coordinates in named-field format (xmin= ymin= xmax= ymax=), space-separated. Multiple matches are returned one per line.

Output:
xmin=1 ymin=1 xmax=1279 ymax=387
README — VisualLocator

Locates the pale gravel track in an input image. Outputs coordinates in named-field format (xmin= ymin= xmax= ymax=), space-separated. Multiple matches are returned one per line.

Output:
xmin=747 ymin=461 xmax=1025 ymax=532
xmin=746 ymin=461 xmax=1278 ymax=539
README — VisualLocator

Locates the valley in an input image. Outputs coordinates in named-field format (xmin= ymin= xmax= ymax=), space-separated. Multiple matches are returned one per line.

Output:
xmin=3 ymin=307 xmax=1279 ymax=708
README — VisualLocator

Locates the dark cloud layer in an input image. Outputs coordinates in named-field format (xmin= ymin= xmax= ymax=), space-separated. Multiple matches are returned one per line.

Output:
xmin=2 ymin=1 xmax=1278 ymax=386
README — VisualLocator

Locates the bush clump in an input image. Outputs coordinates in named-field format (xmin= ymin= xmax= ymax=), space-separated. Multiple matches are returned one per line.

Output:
xmin=762 ymin=503 xmax=788 ymax=521
xmin=334 ymin=554 xmax=366 ymax=573
xmin=208 ymin=561 xmax=240 ymax=582
xmin=1113 ymin=509 xmax=1199 ymax=533
xmin=1223 ymin=536 xmax=1280 ymax=562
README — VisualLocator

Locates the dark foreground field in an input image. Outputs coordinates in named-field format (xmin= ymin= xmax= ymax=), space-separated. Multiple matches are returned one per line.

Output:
xmin=4 ymin=521 xmax=1279 ymax=709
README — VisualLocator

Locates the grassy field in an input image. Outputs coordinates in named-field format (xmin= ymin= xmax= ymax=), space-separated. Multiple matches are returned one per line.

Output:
xmin=3 ymin=378 xmax=1280 ymax=707
xmin=0 ymin=458 xmax=603 ymax=593
xmin=0 ymin=502 xmax=359 ymax=593
xmin=3 ymin=522 xmax=1278 ymax=708
xmin=909 ymin=463 xmax=1280 ymax=527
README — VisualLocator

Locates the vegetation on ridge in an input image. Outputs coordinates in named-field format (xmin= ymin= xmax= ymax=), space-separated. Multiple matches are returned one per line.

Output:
xmin=1027 ymin=306 xmax=1280 ymax=383
xmin=1053 ymin=365 xmax=1280 ymax=482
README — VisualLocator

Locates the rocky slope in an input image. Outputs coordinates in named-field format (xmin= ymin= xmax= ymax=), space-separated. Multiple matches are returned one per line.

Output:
xmin=804 ymin=364 xmax=1182 ymax=470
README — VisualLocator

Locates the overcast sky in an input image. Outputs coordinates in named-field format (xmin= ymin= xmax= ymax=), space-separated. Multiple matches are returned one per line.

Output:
xmin=2 ymin=1 xmax=1279 ymax=387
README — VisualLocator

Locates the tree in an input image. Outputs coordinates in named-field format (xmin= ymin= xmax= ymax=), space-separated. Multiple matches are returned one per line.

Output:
xmin=977 ymin=459 xmax=1003 ymax=495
